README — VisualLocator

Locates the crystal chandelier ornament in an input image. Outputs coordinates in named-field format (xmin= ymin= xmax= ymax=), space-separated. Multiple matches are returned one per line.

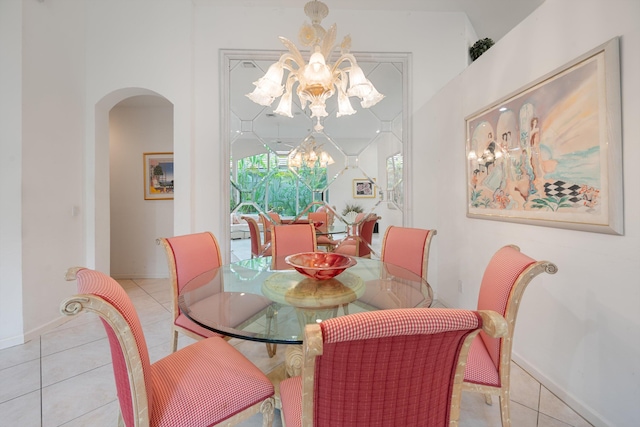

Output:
xmin=246 ymin=0 xmax=384 ymax=131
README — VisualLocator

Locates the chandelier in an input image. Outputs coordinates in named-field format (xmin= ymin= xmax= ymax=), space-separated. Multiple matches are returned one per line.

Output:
xmin=246 ymin=0 xmax=384 ymax=131
xmin=288 ymin=135 xmax=334 ymax=168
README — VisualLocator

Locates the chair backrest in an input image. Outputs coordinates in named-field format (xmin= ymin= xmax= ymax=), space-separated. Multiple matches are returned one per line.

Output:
xmin=271 ymin=223 xmax=317 ymax=269
xmin=476 ymin=245 xmax=558 ymax=371
xmin=260 ymin=212 xmax=281 ymax=243
xmin=308 ymin=211 xmax=328 ymax=233
xmin=300 ymin=308 xmax=507 ymax=426
xmin=355 ymin=214 xmax=379 ymax=257
xmin=242 ymin=216 xmax=263 ymax=257
xmin=62 ymin=268 xmax=152 ymax=427
xmin=381 ymin=226 xmax=437 ymax=279
xmin=158 ymin=232 xmax=222 ymax=321
xmin=317 ymin=205 xmax=335 ymax=226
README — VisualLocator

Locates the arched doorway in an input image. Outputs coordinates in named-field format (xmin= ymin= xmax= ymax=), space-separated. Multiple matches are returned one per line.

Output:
xmin=91 ymin=88 xmax=173 ymax=276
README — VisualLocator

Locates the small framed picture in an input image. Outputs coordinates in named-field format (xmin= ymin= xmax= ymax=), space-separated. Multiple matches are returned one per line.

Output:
xmin=353 ymin=179 xmax=376 ymax=199
xmin=143 ymin=152 xmax=174 ymax=200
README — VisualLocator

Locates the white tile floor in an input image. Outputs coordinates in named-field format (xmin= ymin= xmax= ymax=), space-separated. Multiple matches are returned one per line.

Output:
xmin=0 ymin=237 xmax=593 ymax=427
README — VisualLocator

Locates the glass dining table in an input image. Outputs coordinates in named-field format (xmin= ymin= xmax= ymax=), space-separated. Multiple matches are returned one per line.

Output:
xmin=178 ymin=255 xmax=432 ymax=375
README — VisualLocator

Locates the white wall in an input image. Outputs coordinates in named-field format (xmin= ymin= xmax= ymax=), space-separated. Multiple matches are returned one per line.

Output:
xmin=1 ymin=0 xmax=473 ymax=346
xmin=0 ymin=0 xmax=24 ymax=348
xmin=416 ymin=0 xmax=640 ymax=425
xmin=20 ymin=0 xmax=86 ymax=337
xmin=109 ymin=99 xmax=174 ymax=279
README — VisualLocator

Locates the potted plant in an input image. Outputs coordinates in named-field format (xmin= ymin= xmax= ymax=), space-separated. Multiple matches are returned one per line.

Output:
xmin=341 ymin=203 xmax=364 ymax=216
xmin=469 ymin=38 xmax=494 ymax=61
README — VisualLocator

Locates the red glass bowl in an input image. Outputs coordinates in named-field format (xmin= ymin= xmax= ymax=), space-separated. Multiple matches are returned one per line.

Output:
xmin=285 ymin=252 xmax=357 ymax=281
xmin=312 ymin=220 xmax=324 ymax=229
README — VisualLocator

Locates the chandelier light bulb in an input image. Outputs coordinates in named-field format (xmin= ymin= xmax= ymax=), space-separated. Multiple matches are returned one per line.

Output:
xmin=246 ymin=0 xmax=383 ymax=131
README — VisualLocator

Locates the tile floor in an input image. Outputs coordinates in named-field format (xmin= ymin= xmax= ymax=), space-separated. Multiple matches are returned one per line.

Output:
xmin=0 ymin=237 xmax=594 ymax=426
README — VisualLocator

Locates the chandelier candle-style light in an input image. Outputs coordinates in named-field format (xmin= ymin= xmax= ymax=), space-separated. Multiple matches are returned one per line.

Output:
xmin=246 ymin=0 xmax=384 ymax=131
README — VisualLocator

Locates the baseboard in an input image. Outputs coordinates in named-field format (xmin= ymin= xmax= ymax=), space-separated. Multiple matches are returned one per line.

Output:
xmin=23 ymin=315 xmax=73 ymax=345
xmin=0 ymin=334 xmax=25 ymax=350
xmin=512 ymin=353 xmax=611 ymax=427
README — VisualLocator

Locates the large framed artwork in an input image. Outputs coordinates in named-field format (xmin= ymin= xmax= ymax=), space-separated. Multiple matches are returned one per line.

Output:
xmin=465 ymin=37 xmax=622 ymax=235
xmin=144 ymin=152 xmax=174 ymax=200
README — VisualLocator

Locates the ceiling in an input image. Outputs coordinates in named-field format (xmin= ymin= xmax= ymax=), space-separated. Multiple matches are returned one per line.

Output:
xmin=117 ymin=0 xmax=544 ymax=109
xmin=214 ymin=0 xmax=546 ymax=42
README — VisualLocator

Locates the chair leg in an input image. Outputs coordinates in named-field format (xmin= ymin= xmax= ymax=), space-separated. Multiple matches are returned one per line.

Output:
xmin=499 ymin=392 xmax=511 ymax=427
xmin=117 ymin=411 xmax=125 ymax=427
xmin=261 ymin=397 xmax=276 ymax=427
xmin=266 ymin=342 xmax=277 ymax=357
xmin=171 ymin=329 xmax=179 ymax=353
xmin=484 ymin=393 xmax=493 ymax=405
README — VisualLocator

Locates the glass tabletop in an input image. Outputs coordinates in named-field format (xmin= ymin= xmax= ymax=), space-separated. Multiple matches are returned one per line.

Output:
xmin=178 ymin=256 xmax=432 ymax=345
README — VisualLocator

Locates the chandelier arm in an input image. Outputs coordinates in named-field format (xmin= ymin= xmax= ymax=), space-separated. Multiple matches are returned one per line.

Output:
xmin=279 ymin=53 xmax=305 ymax=72
xmin=334 ymin=69 xmax=348 ymax=93
xmin=279 ymin=36 xmax=306 ymax=67
xmin=331 ymin=53 xmax=358 ymax=73
xmin=282 ymin=73 xmax=299 ymax=94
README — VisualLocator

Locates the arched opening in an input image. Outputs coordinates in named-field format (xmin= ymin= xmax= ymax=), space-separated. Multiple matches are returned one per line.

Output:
xmin=91 ymin=88 xmax=173 ymax=276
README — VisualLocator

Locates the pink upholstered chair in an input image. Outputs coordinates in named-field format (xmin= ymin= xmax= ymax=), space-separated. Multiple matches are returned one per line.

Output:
xmin=270 ymin=223 xmax=317 ymax=270
xmin=462 ymin=245 xmax=558 ymax=427
xmin=308 ymin=211 xmax=334 ymax=251
xmin=380 ymin=226 xmax=437 ymax=279
xmin=62 ymin=267 xmax=275 ymax=427
xmin=279 ymin=308 xmax=507 ymax=427
xmin=333 ymin=214 xmax=380 ymax=258
xmin=243 ymin=216 xmax=272 ymax=258
xmin=261 ymin=211 xmax=282 ymax=244
xmin=158 ymin=232 xmax=224 ymax=352
xmin=316 ymin=205 xmax=335 ymax=227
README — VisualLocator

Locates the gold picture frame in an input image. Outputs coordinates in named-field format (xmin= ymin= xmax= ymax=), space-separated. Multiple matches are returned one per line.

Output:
xmin=143 ymin=152 xmax=174 ymax=200
xmin=353 ymin=178 xmax=376 ymax=199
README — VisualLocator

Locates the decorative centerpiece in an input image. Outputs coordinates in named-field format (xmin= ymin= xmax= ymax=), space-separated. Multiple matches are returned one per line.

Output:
xmin=285 ymin=252 xmax=356 ymax=280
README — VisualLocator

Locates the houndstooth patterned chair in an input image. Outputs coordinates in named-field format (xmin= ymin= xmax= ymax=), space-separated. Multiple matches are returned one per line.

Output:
xmin=61 ymin=267 xmax=275 ymax=427
xmin=462 ymin=245 xmax=558 ymax=427
xmin=279 ymin=307 xmax=507 ymax=427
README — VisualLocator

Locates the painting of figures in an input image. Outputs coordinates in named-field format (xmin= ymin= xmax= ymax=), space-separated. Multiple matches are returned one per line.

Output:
xmin=465 ymin=38 xmax=622 ymax=234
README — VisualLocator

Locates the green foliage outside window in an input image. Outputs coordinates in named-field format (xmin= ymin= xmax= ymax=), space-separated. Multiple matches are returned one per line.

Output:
xmin=231 ymin=153 xmax=327 ymax=216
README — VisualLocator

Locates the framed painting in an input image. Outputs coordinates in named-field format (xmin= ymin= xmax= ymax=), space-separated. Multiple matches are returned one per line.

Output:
xmin=465 ymin=37 xmax=622 ymax=235
xmin=353 ymin=178 xmax=376 ymax=198
xmin=144 ymin=152 xmax=174 ymax=200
